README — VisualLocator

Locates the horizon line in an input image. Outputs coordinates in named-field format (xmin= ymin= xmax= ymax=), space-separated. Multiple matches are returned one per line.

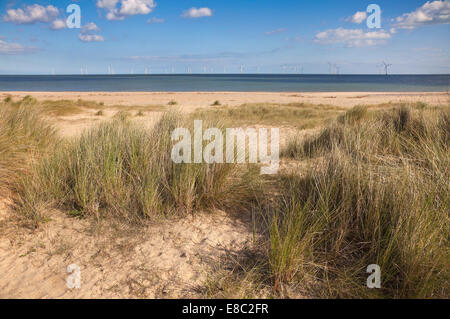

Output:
xmin=1 ymin=73 xmax=450 ymax=76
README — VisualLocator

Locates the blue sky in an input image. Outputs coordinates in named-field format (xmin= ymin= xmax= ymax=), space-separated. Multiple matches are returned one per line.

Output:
xmin=0 ymin=0 xmax=449 ymax=74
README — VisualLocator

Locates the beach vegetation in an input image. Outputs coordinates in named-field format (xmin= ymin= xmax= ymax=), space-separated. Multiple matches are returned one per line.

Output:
xmin=15 ymin=112 xmax=263 ymax=224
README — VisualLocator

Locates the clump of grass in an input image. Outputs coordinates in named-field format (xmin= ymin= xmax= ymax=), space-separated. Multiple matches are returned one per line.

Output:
xmin=113 ymin=110 xmax=130 ymax=121
xmin=95 ymin=110 xmax=104 ymax=116
xmin=272 ymin=105 xmax=449 ymax=298
xmin=337 ymin=105 xmax=368 ymax=125
xmin=212 ymin=100 xmax=221 ymax=106
xmin=136 ymin=110 xmax=144 ymax=117
xmin=281 ymin=125 xmax=344 ymax=159
xmin=168 ymin=100 xmax=178 ymax=106
xmin=3 ymin=96 xmax=12 ymax=104
xmin=283 ymin=104 xmax=449 ymax=160
xmin=16 ymin=112 xmax=263 ymax=223
xmin=0 ymin=104 xmax=57 ymax=194
xmin=414 ymin=101 xmax=428 ymax=110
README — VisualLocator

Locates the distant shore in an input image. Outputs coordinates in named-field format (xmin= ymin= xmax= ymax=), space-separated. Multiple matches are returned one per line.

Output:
xmin=1 ymin=92 xmax=448 ymax=112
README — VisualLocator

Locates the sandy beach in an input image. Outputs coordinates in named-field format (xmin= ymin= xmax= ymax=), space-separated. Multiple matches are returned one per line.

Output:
xmin=1 ymin=91 xmax=449 ymax=298
xmin=2 ymin=91 xmax=449 ymax=111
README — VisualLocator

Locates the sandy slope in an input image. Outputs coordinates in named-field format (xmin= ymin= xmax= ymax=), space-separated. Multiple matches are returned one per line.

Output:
xmin=0 ymin=198 xmax=253 ymax=298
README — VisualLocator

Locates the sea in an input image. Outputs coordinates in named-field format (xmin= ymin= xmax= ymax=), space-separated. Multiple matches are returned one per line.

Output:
xmin=0 ymin=74 xmax=449 ymax=92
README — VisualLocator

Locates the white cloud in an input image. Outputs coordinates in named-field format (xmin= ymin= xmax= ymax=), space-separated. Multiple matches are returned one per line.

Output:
xmin=96 ymin=0 xmax=156 ymax=20
xmin=97 ymin=0 xmax=120 ymax=10
xmin=0 ymin=39 xmax=38 ymax=54
xmin=394 ymin=0 xmax=450 ymax=29
xmin=78 ymin=34 xmax=105 ymax=42
xmin=79 ymin=22 xmax=104 ymax=42
xmin=314 ymin=28 xmax=391 ymax=47
xmin=147 ymin=17 xmax=164 ymax=24
xmin=345 ymin=11 xmax=367 ymax=24
xmin=82 ymin=22 xmax=101 ymax=32
xmin=50 ymin=19 xmax=66 ymax=30
xmin=265 ymin=28 xmax=286 ymax=35
xmin=3 ymin=4 xmax=59 ymax=25
xmin=182 ymin=7 xmax=213 ymax=19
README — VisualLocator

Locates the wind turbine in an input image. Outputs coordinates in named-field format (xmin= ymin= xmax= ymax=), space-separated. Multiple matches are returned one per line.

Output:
xmin=334 ymin=64 xmax=340 ymax=75
xmin=382 ymin=61 xmax=392 ymax=76
xmin=328 ymin=62 xmax=333 ymax=75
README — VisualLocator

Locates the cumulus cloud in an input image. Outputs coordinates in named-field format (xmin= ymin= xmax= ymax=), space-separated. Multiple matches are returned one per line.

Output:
xmin=82 ymin=22 xmax=101 ymax=32
xmin=96 ymin=0 xmax=156 ymax=20
xmin=345 ymin=11 xmax=367 ymax=24
xmin=265 ymin=28 xmax=286 ymax=35
xmin=314 ymin=28 xmax=391 ymax=47
xmin=147 ymin=17 xmax=164 ymax=24
xmin=394 ymin=0 xmax=450 ymax=29
xmin=3 ymin=4 xmax=59 ymax=25
xmin=50 ymin=19 xmax=66 ymax=30
xmin=79 ymin=22 xmax=103 ymax=42
xmin=182 ymin=7 xmax=213 ymax=18
xmin=0 ymin=39 xmax=38 ymax=54
xmin=78 ymin=34 xmax=105 ymax=42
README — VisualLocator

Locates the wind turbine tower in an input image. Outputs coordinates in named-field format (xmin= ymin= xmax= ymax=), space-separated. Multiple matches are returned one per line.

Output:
xmin=382 ymin=61 xmax=392 ymax=76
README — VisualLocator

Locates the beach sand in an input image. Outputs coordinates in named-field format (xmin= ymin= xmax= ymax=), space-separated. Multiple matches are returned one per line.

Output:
xmin=2 ymin=91 xmax=449 ymax=111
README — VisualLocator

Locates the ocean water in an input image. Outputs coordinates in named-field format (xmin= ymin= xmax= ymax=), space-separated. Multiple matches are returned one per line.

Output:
xmin=0 ymin=74 xmax=449 ymax=92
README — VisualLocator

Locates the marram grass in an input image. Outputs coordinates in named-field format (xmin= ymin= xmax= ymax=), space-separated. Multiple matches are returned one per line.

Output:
xmin=15 ymin=112 xmax=263 ymax=223
xmin=271 ymin=105 xmax=449 ymax=298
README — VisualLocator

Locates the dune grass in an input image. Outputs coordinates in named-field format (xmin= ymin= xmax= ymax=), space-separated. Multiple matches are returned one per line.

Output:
xmin=271 ymin=105 xmax=450 ymax=298
xmin=15 ymin=112 xmax=263 ymax=224
xmin=192 ymin=103 xmax=346 ymax=129
xmin=3 ymin=95 xmax=105 ymax=116
xmin=0 ymin=100 xmax=57 ymax=194
xmin=2 ymin=96 xmax=166 ymax=117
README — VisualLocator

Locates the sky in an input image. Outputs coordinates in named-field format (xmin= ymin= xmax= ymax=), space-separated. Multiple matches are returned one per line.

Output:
xmin=0 ymin=0 xmax=449 ymax=74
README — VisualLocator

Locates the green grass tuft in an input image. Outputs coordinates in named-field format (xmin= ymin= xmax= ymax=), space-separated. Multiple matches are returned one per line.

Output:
xmin=273 ymin=104 xmax=450 ymax=298
xmin=16 ymin=112 xmax=263 ymax=223
xmin=0 ymin=104 xmax=57 ymax=195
